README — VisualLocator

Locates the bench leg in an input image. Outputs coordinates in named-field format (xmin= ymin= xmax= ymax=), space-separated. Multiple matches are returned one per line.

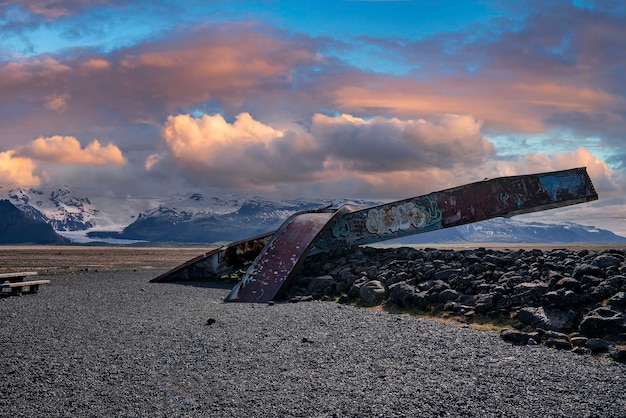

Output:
xmin=22 ymin=284 xmax=39 ymax=294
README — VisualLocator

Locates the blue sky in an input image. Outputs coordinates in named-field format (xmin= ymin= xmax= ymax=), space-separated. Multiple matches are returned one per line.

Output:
xmin=1 ymin=0 xmax=625 ymax=234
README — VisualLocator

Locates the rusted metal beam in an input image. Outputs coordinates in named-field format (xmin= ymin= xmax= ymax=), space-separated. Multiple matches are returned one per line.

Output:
xmin=225 ymin=207 xmax=354 ymax=303
xmin=312 ymin=167 xmax=598 ymax=252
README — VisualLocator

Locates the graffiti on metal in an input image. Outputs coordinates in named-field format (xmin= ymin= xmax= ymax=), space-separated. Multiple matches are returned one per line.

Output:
xmin=314 ymin=167 xmax=597 ymax=252
xmin=365 ymin=197 xmax=442 ymax=236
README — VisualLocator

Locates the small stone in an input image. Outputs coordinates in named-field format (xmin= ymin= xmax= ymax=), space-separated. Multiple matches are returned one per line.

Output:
xmin=501 ymin=328 xmax=530 ymax=345
xmin=608 ymin=346 xmax=626 ymax=363
xmin=206 ymin=318 xmax=216 ymax=326
xmin=579 ymin=307 xmax=626 ymax=339
xmin=585 ymin=338 xmax=613 ymax=353
xmin=570 ymin=336 xmax=588 ymax=347
xmin=359 ymin=280 xmax=387 ymax=306
xmin=572 ymin=346 xmax=591 ymax=355
xmin=545 ymin=338 xmax=572 ymax=350
xmin=608 ymin=292 xmax=626 ymax=309
xmin=591 ymin=254 xmax=621 ymax=269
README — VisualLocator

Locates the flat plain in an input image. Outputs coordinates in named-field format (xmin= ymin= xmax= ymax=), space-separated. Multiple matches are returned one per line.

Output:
xmin=0 ymin=245 xmax=215 ymax=276
xmin=1 ymin=245 xmax=625 ymax=417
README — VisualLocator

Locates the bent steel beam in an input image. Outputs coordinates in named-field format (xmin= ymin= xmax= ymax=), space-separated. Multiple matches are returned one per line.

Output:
xmin=225 ymin=206 xmax=353 ymax=302
xmin=312 ymin=166 xmax=598 ymax=252
xmin=152 ymin=167 xmax=598 ymax=303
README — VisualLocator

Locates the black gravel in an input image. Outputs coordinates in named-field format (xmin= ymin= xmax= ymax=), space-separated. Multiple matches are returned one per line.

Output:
xmin=2 ymin=269 xmax=626 ymax=417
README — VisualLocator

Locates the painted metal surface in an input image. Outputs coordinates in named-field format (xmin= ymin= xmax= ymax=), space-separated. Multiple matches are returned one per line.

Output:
xmin=313 ymin=167 xmax=598 ymax=251
xmin=225 ymin=207 xmax=351 ymax=303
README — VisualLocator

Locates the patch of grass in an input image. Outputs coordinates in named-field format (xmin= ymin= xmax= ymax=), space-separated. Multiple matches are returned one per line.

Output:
xmin=375 ymin=303 xmax=517 ymax=332
xmin=468 ymin=314 xmax=517 ymax=332
xmin=218 ymin=272 xmax=243 ymax=282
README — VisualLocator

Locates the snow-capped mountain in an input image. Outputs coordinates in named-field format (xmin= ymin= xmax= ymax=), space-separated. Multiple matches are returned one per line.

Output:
xmin=104 ymin=196 xmax=352 ymax=243
xmin=389 ymin=217 xmax=626 ymax=244
xmin=0 ymin=186 xmax=98 ymax=231
xmin=1 ymin=185 xmax=625 ymax=244
xmin=140 ymin=193 xmax=248 ymax=218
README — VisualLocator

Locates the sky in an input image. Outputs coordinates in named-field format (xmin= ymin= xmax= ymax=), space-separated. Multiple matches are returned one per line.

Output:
xmin=1 ymin=0 xmax=626 ymax=234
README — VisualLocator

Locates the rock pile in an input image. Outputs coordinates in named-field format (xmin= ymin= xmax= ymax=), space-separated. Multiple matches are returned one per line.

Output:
xmin=287 ymin=246 xmax=626 ymax=362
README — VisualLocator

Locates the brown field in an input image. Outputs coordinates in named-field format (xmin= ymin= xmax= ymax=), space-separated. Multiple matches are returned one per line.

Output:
xmin=1 ymin=243 xmax=625 ymax=278
xmin=0 ymin=246 xmax=215 ymax=277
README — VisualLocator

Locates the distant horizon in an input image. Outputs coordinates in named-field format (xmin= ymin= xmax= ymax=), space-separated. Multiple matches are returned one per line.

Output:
xmin=2 ymin=180 xmax=623 ymax=239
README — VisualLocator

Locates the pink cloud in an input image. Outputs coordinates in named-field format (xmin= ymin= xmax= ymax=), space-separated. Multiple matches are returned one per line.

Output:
xmin=0 ymin=57 xmax=71 ymax=95
xmin=114 ymin=23 xmax=320 ymax=111
xmin=18 ymin=135 xmax=126 ymax=166
xmin=44 ymin=93 xmax=71 ymax=112
xmin=162 ymin=112 xmax=284 ymax=163
xmin=0 ymin=0 xmax=119 ymax=19
xmin=331 ymin=75 xmax=622 ymax=134
xmin=0 ymin=22 xmax=324 ymax=132
xmin=0 ymin=150 xmax=39 ymax=187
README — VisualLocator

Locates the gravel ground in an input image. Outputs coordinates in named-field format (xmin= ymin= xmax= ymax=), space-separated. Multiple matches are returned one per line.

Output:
xmin=1 ymin=249 xmax=626 ymax=417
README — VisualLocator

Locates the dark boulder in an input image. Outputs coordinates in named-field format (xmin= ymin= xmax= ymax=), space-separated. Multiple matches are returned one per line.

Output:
xmin=579 ymin=307 xmax=626 ymax=341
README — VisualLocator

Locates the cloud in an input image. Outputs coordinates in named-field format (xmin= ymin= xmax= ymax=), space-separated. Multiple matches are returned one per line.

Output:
xmin=44 ymin=93 xmax=71 ymax=112
xmin=114 ymin=22 xmax=323 ymax=112
xmin=152 ymin=111 xmax=617 ymax=201
xmin=344 ymin=2 xmax=626 ymax=139
xmin=18 ymin=135 xmax=126 ymax=165
xmin=0 ymin=22 xmax=327 ymax=135
xmin=162 ymin=112 xmax=284 ymax=160
xmin=478 ymin=146 xmax=619 ymax=199
xmin=312 ymin=113 xmax=495 ymax=171
xmin=80 ymin=59 xmax=111 ymax=71
xmin=0 ymin=0 xmax=119 ymax=19
xmin=0 ymin=1 xmax=624 ymax=231
xmin=155 ymin=112 xmax=319 ymax=189
xmin=151 ymin=112 xmax=497 ymax=195
xmin=0 ymin=150 xmax=39 ymax=187
xmin=331 ymin=74 xmax=623 ymax=135
xmin=0 ymin=57 xmax=71 ymax=93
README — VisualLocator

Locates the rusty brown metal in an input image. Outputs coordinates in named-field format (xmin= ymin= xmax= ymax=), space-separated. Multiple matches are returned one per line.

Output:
xmin=224 ymin=207 xmax=352 ymax=303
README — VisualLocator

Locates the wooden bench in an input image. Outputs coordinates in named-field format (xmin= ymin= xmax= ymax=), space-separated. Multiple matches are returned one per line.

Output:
xmin=0 ymin=272 xmax=50 ymax=296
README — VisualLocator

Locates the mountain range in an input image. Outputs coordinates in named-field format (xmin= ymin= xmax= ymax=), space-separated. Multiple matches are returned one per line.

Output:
xmin=1 ymin=186 xmax=625 ymax=245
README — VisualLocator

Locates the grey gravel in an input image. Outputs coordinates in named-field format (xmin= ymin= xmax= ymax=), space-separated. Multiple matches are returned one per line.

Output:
xmin=2 ymin=269 xmax=626 ymax=417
